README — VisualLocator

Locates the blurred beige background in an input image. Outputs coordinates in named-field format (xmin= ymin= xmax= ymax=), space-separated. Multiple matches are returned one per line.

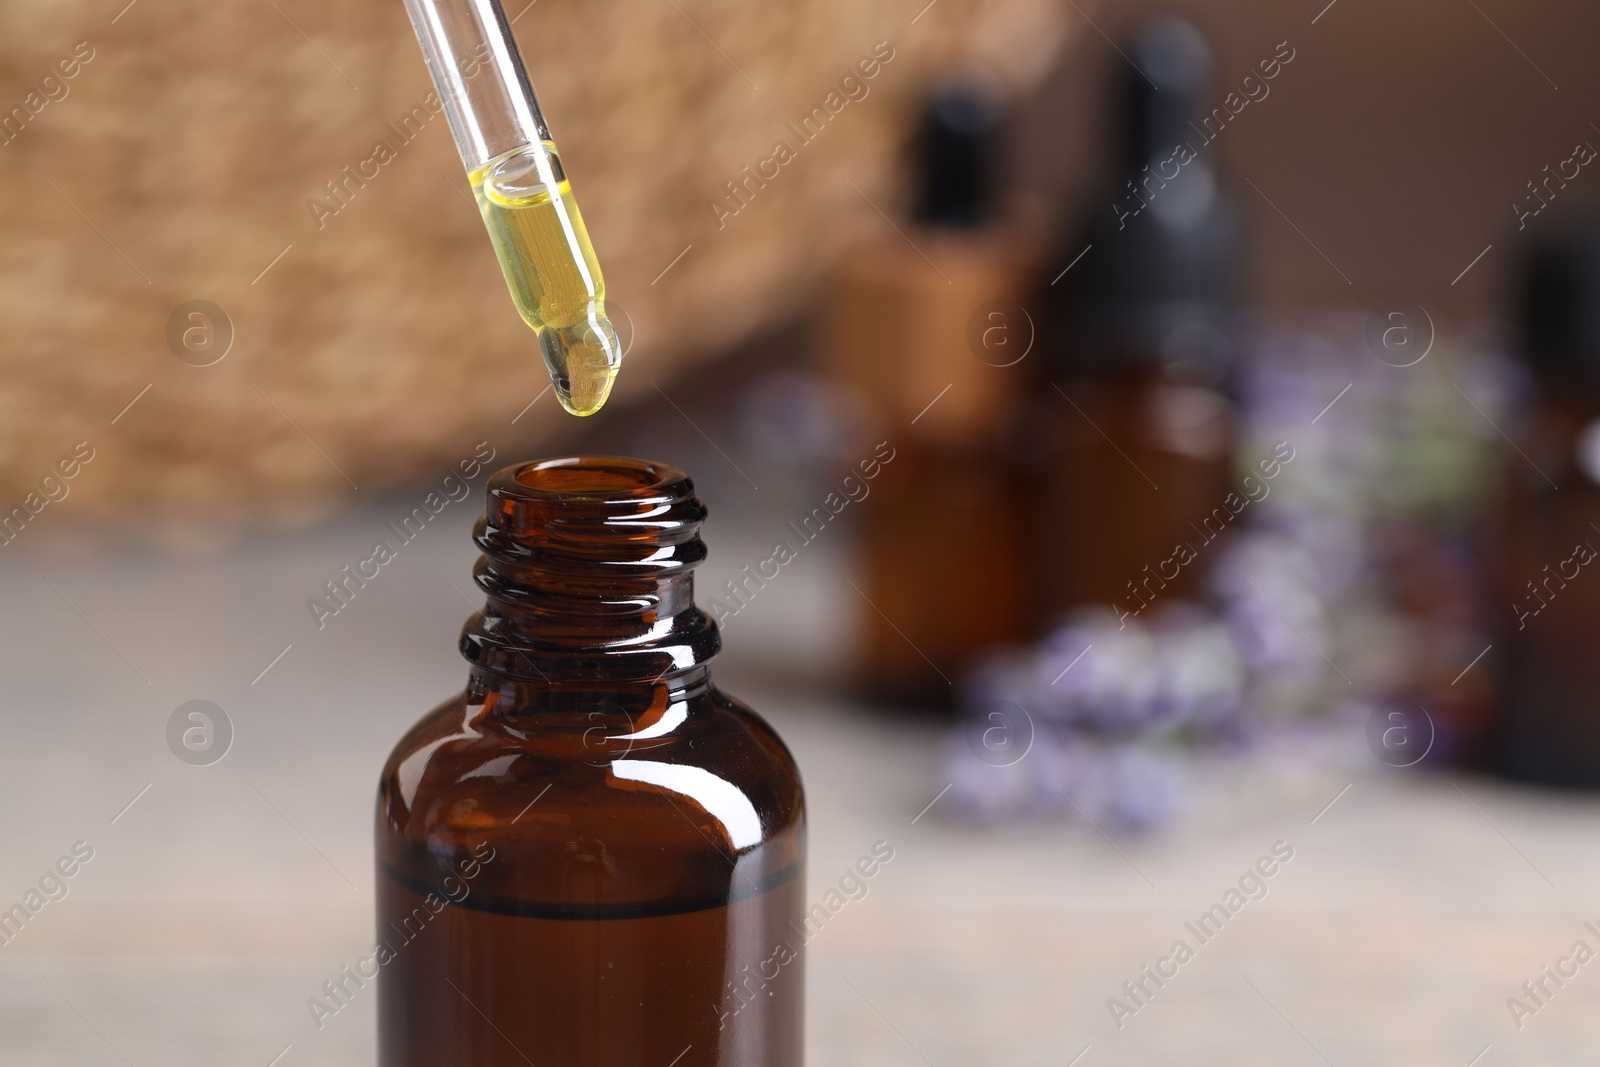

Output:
xmin=6 ymin=0 xmax=1600 ymax=529
xmin=0 ymin=0 xmax=1066 ymax=529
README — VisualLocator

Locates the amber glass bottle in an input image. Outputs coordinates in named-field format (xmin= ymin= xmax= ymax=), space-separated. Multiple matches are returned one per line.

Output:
xmin=824 ymin=87 xmax=1034 ymax=705
xmin=376 ymin=457 xmax=806 ymax=1065
xmin=1497 ymin=237 xmax=1600 ymax=788
xmin=1037 ymin=17 xmax=1237 ymax=622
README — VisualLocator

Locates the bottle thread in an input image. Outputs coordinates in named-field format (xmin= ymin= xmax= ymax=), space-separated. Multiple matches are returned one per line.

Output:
xmin=459 ymin=457 xmax=720 ymax=686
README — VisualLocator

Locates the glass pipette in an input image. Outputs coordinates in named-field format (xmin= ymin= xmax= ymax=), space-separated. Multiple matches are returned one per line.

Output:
xmin=402 ymin=0 xmax=622 ymax=416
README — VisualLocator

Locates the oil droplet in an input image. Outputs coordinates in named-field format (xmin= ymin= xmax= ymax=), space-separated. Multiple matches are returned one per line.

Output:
xmin=541 ymin=314 xmax=621 ymax=416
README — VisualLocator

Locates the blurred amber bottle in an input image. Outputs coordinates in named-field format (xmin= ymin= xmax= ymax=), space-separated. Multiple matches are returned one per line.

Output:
xmin=822 ymin=87 xmax=1035 ymax=706
xmin=1496 ymin=237 xmax=1600 ymax=788
xmin=376 ymin=458 xmax=805 ymax=1065
xmin=1036 ymin=17 xmax=1238 ymax=624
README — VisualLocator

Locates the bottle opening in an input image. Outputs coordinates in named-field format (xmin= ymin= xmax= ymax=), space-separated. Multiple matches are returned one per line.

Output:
xmin=513 ymin=456 xmax=675 ymax=498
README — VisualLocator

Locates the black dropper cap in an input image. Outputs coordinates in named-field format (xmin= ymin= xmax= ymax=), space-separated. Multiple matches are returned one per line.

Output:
xmin=911 ymin=87 xmax=1001 ymax=228
xmin=1046 ymin=16 xmax=1237 ymax=376
xmin=1118 ymin=17 xmax=1210 ymax=174
xmin=1519 ymin=233 xmax=1600 ymax=389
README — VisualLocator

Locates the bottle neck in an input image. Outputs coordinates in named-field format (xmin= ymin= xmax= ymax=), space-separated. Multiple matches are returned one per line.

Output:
xmin=458 ymin=457 xmax=721 ymax=697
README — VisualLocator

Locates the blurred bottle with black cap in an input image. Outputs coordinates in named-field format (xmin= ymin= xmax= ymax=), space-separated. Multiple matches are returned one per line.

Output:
xmin=822 ymin=83 xmax=1036 ymax=707
xmin=1496 ymin=233 xmax=1600 ymax=788
xmin=1035 ymin=15 xmax=1239 ymax=625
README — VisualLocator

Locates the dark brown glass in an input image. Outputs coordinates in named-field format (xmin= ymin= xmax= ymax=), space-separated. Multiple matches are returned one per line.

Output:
xmin=1496 ymin=387 xmax=1600 ymax=787
xmin=1038 ymin=363 xmax=1232 ymax=620
xmin=375 ymin=458 xmax=806 ymax=1066
xmin=856 ymin=440 xmax=1028 ymax=704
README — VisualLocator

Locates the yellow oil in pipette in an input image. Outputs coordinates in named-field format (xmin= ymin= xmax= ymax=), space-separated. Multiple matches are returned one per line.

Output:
xmin=471 ymin=142 xmax=620 ymax=416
